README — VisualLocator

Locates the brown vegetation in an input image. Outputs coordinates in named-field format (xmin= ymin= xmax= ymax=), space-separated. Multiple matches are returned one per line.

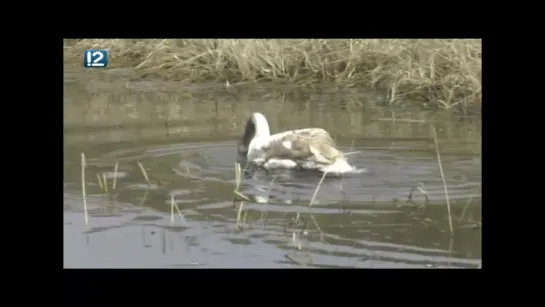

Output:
xmin=64 ymin=39 xmax=481 ymax=110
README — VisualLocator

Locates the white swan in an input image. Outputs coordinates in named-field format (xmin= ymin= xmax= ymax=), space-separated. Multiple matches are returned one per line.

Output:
xmin=237 ymin=112 xmax=359 ymax=175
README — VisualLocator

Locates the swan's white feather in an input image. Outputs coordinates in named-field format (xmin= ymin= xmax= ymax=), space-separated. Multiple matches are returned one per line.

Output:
xmin=247 ymin=128 xmax=318 ymax=159
xmin=239 ymin=113 xmax=362 ymax=175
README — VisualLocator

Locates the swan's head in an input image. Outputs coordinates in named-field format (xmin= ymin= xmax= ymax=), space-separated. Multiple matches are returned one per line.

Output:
xmin=238 ymin=112 xmax=271 ymax=154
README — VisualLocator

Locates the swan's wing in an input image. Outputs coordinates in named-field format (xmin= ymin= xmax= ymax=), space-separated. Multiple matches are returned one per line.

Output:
xmin=262 ymin=128 xmax=343 ymax=164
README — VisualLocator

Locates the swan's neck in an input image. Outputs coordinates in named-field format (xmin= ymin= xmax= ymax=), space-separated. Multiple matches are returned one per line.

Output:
xmin=252 ymin=113 xmax=270 ymax=138
xmin=239 ymin=113 xmax=271 ymax=154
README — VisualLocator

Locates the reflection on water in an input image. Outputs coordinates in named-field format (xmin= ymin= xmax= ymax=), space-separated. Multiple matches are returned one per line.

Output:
xmin=63 ymin=71 xmax=481 ymax=268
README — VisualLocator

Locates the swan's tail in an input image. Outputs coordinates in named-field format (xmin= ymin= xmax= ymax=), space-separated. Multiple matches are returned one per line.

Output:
xmin=320 ymin=158 xmax=367 ymax=175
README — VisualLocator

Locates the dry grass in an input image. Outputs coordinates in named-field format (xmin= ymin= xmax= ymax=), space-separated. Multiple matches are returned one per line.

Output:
xmin=64 ymin=39 xmax=481 ymax=110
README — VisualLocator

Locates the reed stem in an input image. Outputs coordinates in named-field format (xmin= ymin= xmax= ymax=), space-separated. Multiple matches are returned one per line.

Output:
xmin=113 ymin=162 xmax=119 ymax=190
xmin=81 ymin=153 xmax=89 ymax=226
xmin=432 ymin=126 xmax=453 ymax=235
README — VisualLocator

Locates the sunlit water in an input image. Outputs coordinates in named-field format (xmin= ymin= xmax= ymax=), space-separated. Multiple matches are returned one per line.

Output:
xmin=63 ymin=70 xmax=482 ymax=268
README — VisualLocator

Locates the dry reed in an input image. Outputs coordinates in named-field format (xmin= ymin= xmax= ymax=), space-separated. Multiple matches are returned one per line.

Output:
xmin=137 ymin=161 xmax=150 ymax=184
xmin=81 ymin=153 xmax=89 ymax=226
xmin=295 ymin=171 xmax=328 ymax=224
xmin=113 ymin=162 xmax=119 ymax=190
xmin=260 ymin=176 xmax=277 ymax=221
xmin=233 ymin=162 xmax=249 ymax=202
xmin=64 ymin=39 xmax=481 ymax=110
xmin=96 ymin=173 xmax=103 ymax=191
xmin=102 ymin=173 xmax=108 ymax=192
xmin=309 ymin=171 xmax=328 ymax=208
xmin=432 ymin=125 xmax=454 ymax=235
xmin=236 ymin=201 xmax=245 ymax=230
xmin=170 ymin=194 xmax=174 ymax=225
xmin=459 ymin=198 xmax=473 ymax=223
xmin=169 ymin=194 xmax=186 ymax=226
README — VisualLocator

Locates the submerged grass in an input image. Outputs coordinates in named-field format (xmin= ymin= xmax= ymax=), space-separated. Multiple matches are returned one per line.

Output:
xmin=64 ymin=39 xmax=481 ymax=110
xmin=400 ymin=182 xmax=429 ymax=210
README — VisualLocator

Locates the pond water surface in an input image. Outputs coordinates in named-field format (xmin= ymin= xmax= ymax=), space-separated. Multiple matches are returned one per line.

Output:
xmin=63 ymin=70 xmax=482 ymax=268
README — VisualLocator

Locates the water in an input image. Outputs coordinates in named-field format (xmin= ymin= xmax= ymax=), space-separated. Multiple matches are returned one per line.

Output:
xmin=63 ymin=70 xmax=482 ymax=268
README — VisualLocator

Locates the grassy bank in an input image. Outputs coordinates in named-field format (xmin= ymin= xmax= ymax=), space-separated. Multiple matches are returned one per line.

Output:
xmin=64 ymin=39 xmax=481 ymax=110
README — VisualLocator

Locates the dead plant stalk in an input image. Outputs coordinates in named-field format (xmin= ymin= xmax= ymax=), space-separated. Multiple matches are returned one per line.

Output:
xmin=432 ymin=126 xmax=453 ymax=235
xmin=81 ymin=153 xmax=89 ymax=226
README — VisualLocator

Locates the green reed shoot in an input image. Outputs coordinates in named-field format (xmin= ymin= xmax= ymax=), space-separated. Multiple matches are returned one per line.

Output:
xmin=137 ymin=161 xmax=150 ymax=184
xmin=81 ymin=153 xmax=89 ymax=226
xmin=432 ymin=125 xmax=453 ymax=236
xmin=113 ymin=161 xmax=119 ymax=190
